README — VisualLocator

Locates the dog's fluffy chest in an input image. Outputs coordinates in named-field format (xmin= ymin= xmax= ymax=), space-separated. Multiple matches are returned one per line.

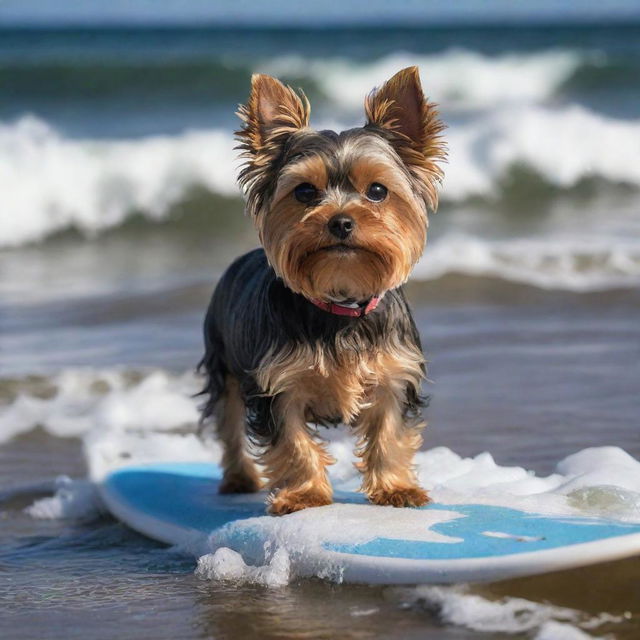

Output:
xmin=255 ymin=337 xmax=424 ymax=425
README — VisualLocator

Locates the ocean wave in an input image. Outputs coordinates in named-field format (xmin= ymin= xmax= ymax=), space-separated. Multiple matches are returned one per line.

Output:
xmin=416 ymin=234 xmax=640 ymax=291
xmin=445 ymin=103 xmax=640 ymax=200
xmin=3 ymin=48 xmax=628 ymax=113
xmin=2 ymin=106 xmax=640 ymax=249
xmin=0 ymin=116 xmax=238 ymax=247
xmin=263 ymin=49 xmax=587 ymax=111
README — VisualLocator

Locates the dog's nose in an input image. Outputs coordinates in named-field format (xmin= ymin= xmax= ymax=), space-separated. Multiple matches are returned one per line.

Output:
xmin=328 ymin=214 xmax=355 ymax=240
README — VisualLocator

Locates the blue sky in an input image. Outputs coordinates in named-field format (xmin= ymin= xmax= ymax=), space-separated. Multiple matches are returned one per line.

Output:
xmin=1 ymin=0 xmax=639 ymax=26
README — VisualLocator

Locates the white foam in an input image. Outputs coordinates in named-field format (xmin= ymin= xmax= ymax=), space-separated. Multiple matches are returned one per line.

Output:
xmin=6 ymin=366 xmax=639 ymax=554
xmin=4 ymin=367 xmax=639 ymax=523
xmin=189 ymin=500 xmax=467 ymax=586
xmin=24 ymin=475 xmax=103 ymax=522
xmin=415 ymin=232 xmax=640 ymax=291
xmin=0 ymin=116 xmax=238 ymax=247
xmin=445 ymin=104 xmax=640 ymax=200
xmin=195 ymin=547 xmax=291 ymax=588
xmin=8 ymin=367 xmax=637 ymax=638
xmin=263 ymin=49 xmax=585 ymax=111
xmin=188 ymin=443 xmax=640 ymax=586
xmin=0 ymin=367 xmax=215 ymax=487
xmin=7 ymin=366 xmax=639 ymax=637
xmin=0 ymin=367 xmax=200 ymax=445
xmin=390 ymin=585 xmax=614 ymax=638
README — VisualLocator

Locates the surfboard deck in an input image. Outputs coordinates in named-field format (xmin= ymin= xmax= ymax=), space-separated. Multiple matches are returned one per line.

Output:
xmin=99 ymin=462 xmax=640 ymax=584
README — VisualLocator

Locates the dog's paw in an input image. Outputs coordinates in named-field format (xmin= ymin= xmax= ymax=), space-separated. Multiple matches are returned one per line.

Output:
xmin=267 ymin=488 xmax=333 ymax=515
xmin=367 ymin=485 xmax=431 ymax=508
xmin=218 ymin=472 xmax=262 ymax=494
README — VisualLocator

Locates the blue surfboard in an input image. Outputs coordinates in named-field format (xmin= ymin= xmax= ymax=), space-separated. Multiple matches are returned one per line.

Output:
xmin=100 ymin=462 xmax=640 ymax=584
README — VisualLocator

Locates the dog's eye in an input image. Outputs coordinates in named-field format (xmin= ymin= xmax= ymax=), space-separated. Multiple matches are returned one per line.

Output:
xmin=366 ymin=183 xmax=388 ymax=202
xmin=294 ymin=183 xmax=318 ymax=204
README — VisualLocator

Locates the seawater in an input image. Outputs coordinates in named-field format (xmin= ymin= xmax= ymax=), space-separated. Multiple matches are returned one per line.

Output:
xmin=1 ymin=18 xmax=640 ymax=640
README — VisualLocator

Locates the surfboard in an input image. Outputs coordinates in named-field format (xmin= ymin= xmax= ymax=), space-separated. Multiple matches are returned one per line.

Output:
xmin=99 ymin=462 xmax=640 ymax=584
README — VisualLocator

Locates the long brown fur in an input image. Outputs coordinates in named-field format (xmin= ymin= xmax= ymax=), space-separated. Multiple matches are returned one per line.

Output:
xmin=255 ymin=332 xmax=427 ymax=510
xmin=203 ymin=66 xmax=446 ymax=515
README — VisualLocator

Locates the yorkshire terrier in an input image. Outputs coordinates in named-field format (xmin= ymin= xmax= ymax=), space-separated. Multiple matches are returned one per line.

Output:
xmin=199 ymin=66 xmax=445 ymax=515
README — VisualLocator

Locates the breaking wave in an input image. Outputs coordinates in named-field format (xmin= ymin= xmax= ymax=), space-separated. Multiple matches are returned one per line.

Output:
xmin=5 ymin=48 xmax=631 ymax=112
xmin=0 ymin=116 xmax=239 ymax=247
xmin=2 ymin=105 xmax=640 ymax=249
xmin=263 ymin=49 xmax=587 ymax=111
xmin=416 ymin=234 xmax=640 ymax=291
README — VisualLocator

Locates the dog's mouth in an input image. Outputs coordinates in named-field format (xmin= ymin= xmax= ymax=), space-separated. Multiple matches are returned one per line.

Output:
xmin=317 ymin=243 xmax=366 ymax=255
xmin=322 ymin=244 xmax=356 ymax=253
xmin=301 ymin=243 xmax=379 ymax=266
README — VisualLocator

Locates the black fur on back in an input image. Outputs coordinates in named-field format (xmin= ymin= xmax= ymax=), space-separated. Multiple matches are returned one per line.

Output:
xmin=198 ymin=248 xmax=426 ymax=445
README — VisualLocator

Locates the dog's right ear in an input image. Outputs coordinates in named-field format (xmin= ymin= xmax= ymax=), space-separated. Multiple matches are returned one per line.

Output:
xmin=237 ymin=74 xmax=309 ymax=161
xmin=236 ymin=74 xmax=310 ymax=216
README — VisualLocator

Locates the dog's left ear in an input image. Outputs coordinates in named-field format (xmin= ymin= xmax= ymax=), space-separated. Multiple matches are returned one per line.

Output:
xmin=365 ymin=66 xmax=446 ymax=210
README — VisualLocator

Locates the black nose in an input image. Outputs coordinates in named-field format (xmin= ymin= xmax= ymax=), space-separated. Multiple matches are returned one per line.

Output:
xmin=328 ymin=214 xmax=355 ymax=240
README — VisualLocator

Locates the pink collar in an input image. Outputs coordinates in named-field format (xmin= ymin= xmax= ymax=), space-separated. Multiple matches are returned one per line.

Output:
xmin=309 ymin=295 xmax=381 ymax=318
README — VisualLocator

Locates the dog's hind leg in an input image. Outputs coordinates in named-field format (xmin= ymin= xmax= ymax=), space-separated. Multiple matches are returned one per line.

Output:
xmin=216 ymin=375 xmax=262 ymax=494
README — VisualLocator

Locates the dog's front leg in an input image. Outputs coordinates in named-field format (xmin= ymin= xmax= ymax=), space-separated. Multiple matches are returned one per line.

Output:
xmin=262 ymin=393 xmax=335 ymax=515
xmin=354 ymin=385 xmax=430 ymax=507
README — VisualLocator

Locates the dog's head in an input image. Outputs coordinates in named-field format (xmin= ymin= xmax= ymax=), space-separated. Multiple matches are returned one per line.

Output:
xmin=236 ymin=66 xmax=446 ymax=303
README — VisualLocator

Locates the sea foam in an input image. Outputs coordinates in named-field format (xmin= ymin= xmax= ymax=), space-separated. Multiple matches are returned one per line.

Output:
xmin=24 ymin=476 xmax=103 ymax=521
xmin=390 ymin=585 xmax=620 ymax=639
xmin=414 ymin=233 xmax=640 ymax=291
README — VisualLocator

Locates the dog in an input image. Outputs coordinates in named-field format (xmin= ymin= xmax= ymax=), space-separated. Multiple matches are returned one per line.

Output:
xmin=198 ymin=66 xmax=445 ymax=515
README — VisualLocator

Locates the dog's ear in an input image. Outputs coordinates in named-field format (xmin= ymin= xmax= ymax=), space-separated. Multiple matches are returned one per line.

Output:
xmin=236 ymin=74 xmax=310 ymax=216
xmin=237 ymin=74 xmax=309 ymax=159
xmin=365 ymin=66 xmax=446 ymax=210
